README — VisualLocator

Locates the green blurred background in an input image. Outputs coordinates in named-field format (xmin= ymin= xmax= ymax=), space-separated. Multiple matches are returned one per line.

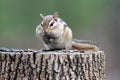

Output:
xmin=0 ymin=0 xmax=120 ymax=79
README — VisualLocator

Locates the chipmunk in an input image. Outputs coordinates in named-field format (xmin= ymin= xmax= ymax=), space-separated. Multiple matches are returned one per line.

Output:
xmin=36 ymin=12 xmax=99 ymax=51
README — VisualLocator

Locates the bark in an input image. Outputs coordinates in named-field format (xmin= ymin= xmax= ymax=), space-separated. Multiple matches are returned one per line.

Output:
xmin=0 ymin=48 xmax=105 ymax=80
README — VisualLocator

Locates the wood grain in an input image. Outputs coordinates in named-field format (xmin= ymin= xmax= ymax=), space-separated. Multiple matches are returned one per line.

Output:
xmin=0 ymin=49 xmax=105 ymax=80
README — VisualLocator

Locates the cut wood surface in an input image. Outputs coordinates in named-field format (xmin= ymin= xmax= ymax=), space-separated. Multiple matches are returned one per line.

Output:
xmin=0 ymin=48 xmax=105 ymax=80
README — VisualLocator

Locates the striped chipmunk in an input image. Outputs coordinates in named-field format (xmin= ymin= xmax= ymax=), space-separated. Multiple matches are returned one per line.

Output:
xmin=36 ymin=12 xmax=99 ymax=51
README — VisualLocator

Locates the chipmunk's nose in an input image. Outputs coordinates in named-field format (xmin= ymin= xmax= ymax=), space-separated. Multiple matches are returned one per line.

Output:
xmin=44 ymin=31 xmax=50 ymax=35
xmin=45 ymin=28 xmax=51 ymax=34
xmin=44 ymin=31 xmax=47 ymax=34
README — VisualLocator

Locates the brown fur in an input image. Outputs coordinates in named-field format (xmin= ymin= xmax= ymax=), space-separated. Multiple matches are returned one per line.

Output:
xmin=36 ymin=12 xmax=99 ymax=51
xmin=63 ymin=27 xmax=72 ymax=42
xmin=72 ymin=42 xmax=99 ymax=51
xmin=42 ymin=15 xmax=53 ymax=31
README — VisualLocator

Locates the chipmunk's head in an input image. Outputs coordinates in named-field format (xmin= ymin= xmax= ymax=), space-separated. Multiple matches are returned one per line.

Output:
xmin=40 ymin=12 xmax=66 ymax=36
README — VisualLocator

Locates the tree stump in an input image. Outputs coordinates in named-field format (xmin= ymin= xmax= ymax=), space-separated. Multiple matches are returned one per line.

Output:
xmin=0 ymin=48 xmax=105 ymax=80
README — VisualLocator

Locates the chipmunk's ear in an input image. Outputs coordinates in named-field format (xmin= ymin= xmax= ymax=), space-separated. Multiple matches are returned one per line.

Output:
xmin=40 ymin=14 xmax=44 ymax=20
xmin=53 ymin=12 xmax=58 ymax=20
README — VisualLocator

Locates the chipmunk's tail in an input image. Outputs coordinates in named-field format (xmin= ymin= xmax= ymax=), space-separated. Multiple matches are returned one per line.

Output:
xmin=71 ymin=39 xmax=100 ymax=51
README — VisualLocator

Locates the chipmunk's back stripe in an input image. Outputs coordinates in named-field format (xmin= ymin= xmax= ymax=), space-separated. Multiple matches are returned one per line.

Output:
xmin=63 ymin=24 xmax=67 ymax=32
xmin=57 ymin=18 xmax=68 ymax=32
xmin=64 ymin=24 xmax=67 ymax=28
xmin=58 ymin=18 xmax=68 ymax=27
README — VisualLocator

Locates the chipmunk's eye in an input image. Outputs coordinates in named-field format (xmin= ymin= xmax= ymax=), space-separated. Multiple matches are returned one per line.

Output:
xmin=50 ymin=22 xmax=54 ymax=27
